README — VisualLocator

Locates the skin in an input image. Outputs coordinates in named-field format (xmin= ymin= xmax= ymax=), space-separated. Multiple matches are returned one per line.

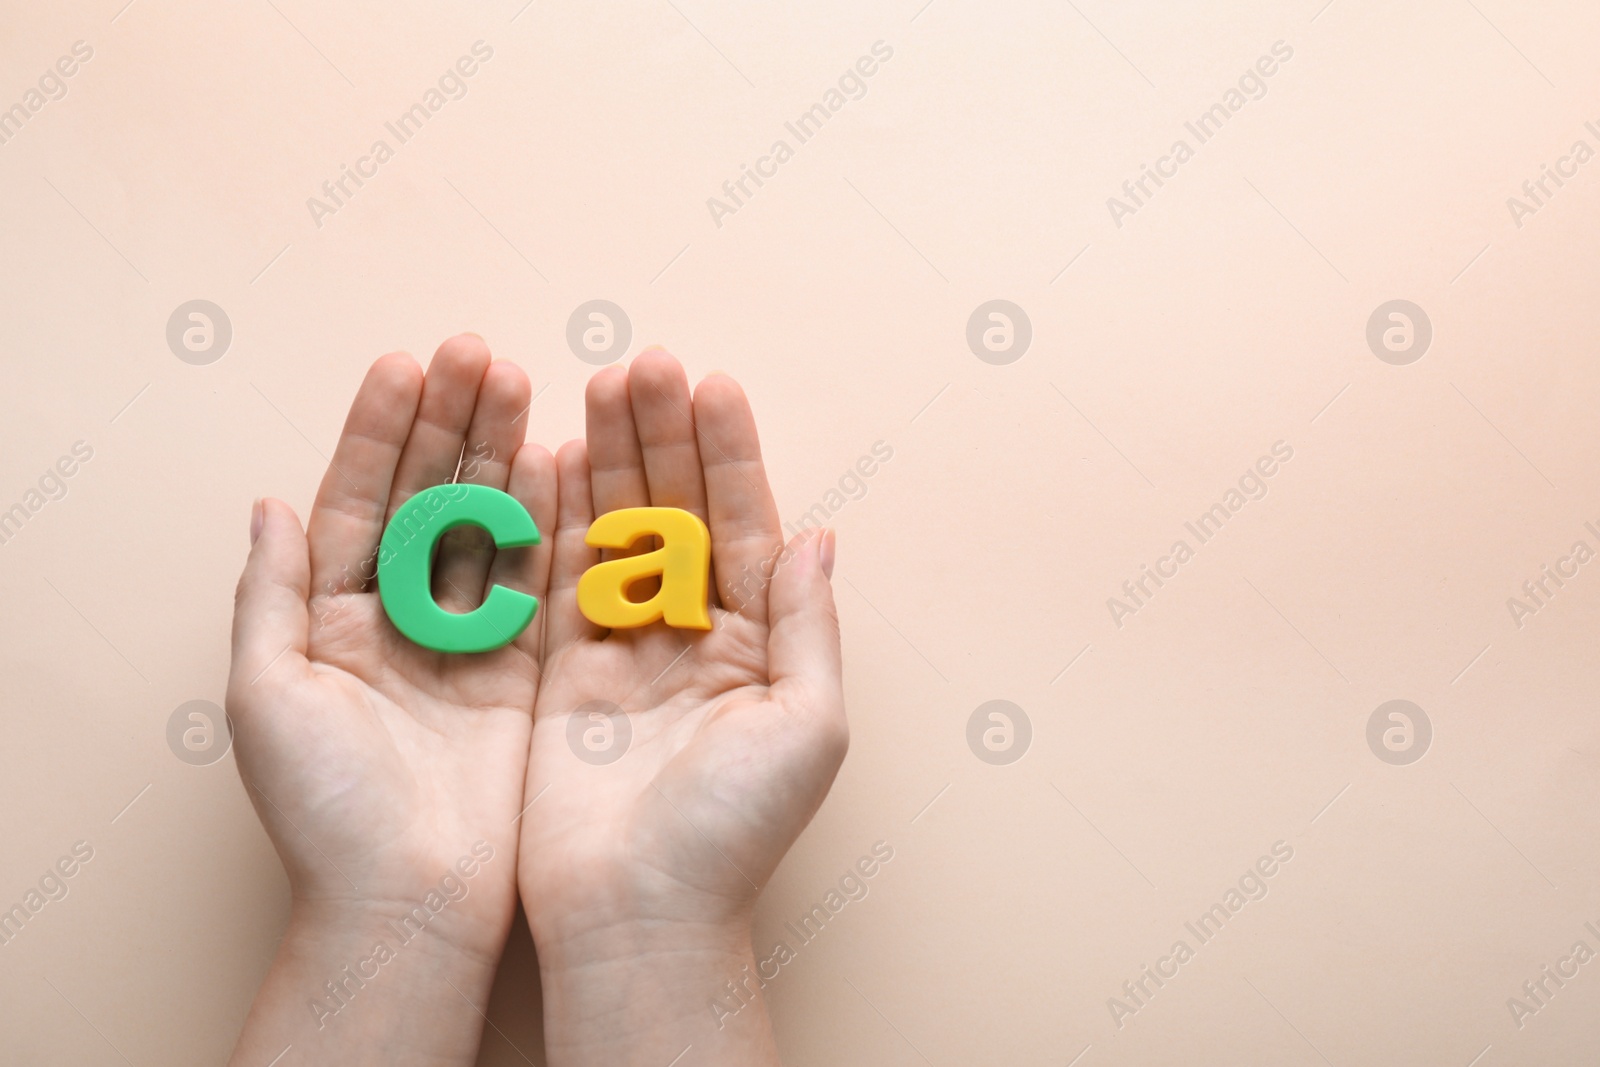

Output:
xmin=521 ymin=352 xmax=846 ymax=1065
xmin=225 ymin=338 xmax=844 ymax=1067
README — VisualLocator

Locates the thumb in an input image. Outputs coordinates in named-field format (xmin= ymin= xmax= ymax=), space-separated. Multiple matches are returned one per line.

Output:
xmin=766 ymin=527 xmax=843 ymax=722
xmin=228 ymin=498 xmax=312 ymax=701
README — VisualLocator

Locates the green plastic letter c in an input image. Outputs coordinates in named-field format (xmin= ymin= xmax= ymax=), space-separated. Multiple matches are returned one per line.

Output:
xmin=377 ymin=484 xmax=541 ymax=653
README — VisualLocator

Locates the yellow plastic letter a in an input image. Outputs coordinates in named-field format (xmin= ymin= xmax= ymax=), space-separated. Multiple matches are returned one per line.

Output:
xmin=577 ymin=507 xmax=712 ymax=630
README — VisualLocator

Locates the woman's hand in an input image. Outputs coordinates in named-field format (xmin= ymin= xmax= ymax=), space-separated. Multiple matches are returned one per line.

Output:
xmin=225 ymin=335 xmax=555 ymax=1067
xmin=519 ymin=349 xmax=847 ymax=1067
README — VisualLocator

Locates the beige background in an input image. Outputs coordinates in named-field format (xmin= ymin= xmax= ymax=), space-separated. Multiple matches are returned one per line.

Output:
xmin=3 ymin=0 xmax=1600 ymax=1063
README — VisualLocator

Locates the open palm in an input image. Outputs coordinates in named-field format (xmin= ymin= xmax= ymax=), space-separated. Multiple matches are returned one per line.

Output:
xmin=518 ymin=350 xmax=846 ymax=950
xmin=227 ymin=335 xmax=555 ymax=960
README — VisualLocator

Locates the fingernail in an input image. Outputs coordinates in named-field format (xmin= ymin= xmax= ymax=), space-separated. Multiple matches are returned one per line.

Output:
xmin=820 ymin=528 xmax=836 ymax=579
xmin=250 ymin=498 xmax=263 ymax=545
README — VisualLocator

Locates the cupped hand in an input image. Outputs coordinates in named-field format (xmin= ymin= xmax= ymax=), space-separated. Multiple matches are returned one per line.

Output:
xmin=518 ymin=349 xmax=847 ymax=957
xmin=226 ymin=334 xmax=555 ymax=963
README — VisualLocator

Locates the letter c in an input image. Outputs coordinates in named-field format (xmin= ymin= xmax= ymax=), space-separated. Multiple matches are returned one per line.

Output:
xmin=355 ymin=154 xmax=379 ymax=179
xmin=1155 ymin=555 xmax=1178 ymax=578
xmin=1155 ymin=155 xmax=1178 ymax=178
xmin=377 ymin=484 xmax=541 ymax=652
xmin=755 ymin=154 xmax=778 ymax=178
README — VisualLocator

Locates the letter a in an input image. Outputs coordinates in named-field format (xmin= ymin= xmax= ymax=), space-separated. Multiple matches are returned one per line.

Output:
xmin=1107 ymin=996 xmax=1138 ymax=1029
xmin=707 ymin=197 xmax=738 ymax=228
xmin=578 ymin=507 xmax=712 ymax=630
xmin=307 ymin=196 xmax=338 ymax=229
xmin=1507 ymin=196 xmax=1538 ymax=229
xmin=1107 ymin=196 xmax=1138 ymax=228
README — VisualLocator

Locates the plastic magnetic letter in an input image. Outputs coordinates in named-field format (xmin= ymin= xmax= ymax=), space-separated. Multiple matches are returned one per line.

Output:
xmin=576 ymin=506 xmax=712 ymax=630
xmin=377 ymin=484 xmax=541 ymax=653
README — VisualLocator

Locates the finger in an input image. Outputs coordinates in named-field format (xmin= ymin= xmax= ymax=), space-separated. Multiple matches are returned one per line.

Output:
xmin=584 ymin=365 xmax=650 ymax=521
xmin=305 ymin=352 xmax=423 ymax=597
xmin=228 ymin=498 xmax=313 ymax=708
xmin=487 ymin=441 xmax=558 ymax=661
xmin=629 ymin=348 xmax=709 ymax=522
xmin=387 ymin=334 xmax=493 ymax=521
xmin=544 ymin=439 xmax=603 ymax=652
xmin=766 ymin=527 xmax=845 ymax=732
xmin=694 ymin=373 xmax=784 ymax=621
xmin=435 ymin=360 xmax=531 ymax=611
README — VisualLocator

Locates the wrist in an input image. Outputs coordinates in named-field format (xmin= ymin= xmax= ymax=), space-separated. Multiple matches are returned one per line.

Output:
xmin=287 ymin=892 xmax=507 ymax=976
xmin=228 ymin=904 xmax=507 ymax=1067
xmin=533 ymin=916 xmax=782 ymax=1067
xmin=289 ymin=836 xmax=517 ymax=967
